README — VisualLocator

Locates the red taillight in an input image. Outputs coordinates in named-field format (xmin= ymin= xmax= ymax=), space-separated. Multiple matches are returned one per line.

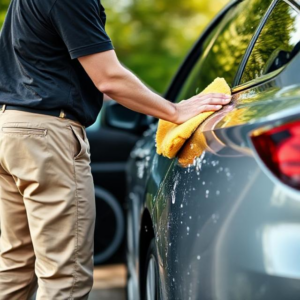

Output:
xmin=251 ymin=120 xmax=300 ymax=190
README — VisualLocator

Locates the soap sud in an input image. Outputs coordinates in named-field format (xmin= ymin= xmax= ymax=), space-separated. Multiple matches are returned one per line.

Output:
xmin=192 ymin=151 xmax=206 ymax=174
xmin=171 ymin=172 xmax=180 ymax=204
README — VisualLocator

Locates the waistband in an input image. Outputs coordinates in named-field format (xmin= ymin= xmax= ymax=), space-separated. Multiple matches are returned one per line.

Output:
xmin=0 ymin=104 xmax=79 ymax=123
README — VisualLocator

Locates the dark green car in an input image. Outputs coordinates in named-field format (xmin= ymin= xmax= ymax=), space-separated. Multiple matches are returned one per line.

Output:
xmin=122 ymin=0 xmax=300 ymax=299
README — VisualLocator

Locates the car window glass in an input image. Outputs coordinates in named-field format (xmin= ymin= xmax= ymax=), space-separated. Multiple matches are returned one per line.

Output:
xmin=240 ymin=1 xmax=300 ymax=84
xmin=175 ymin=0 xmax=272 ymax=103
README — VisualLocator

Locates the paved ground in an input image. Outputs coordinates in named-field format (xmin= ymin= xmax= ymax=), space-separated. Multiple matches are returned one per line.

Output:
xmin=89 ymin=264 xmax=126 ymax=300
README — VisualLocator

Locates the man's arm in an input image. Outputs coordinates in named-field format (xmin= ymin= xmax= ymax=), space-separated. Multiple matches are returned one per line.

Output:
xmin=78 ymin=50 xmax=231 ymax=124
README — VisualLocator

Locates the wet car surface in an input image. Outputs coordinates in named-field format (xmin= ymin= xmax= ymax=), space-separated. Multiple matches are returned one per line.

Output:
xmin=125 ymin=0 xmax=300 ymax=300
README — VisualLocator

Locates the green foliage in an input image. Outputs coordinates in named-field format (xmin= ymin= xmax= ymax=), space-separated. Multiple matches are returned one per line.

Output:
xmin=0 ymin=0 xmax=229 ymax=93
xmin=103 ymin=0 xmax=229 ymax=92
xmin=0 ymin=0 xmax=10 ymax=27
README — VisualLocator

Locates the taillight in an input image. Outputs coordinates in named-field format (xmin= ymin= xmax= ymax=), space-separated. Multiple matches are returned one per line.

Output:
xmin=251 ymin=120 xmax=300 ymax=190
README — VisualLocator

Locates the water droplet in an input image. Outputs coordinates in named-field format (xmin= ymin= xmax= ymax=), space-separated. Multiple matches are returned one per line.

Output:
xmin=171 ymin=192 xmax=176 ymax=204
xmin=197 ymin=255 xmax=201 ymax=260
xmin=212 ymin=213 xmax=219 ymax=223
xmin=180 ymin=204 xmax=183 ymax=208
xmin=187 ymin=227 xmax=190 ymax=231
xmin=189 ymin=216 xmax=192 ymax=219
xmin=202 ymin=181 xmax=205 ymax=185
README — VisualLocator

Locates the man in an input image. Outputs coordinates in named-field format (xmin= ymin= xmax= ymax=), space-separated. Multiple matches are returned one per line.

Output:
xmin=0 ymin=0 xmax=231 ymax=299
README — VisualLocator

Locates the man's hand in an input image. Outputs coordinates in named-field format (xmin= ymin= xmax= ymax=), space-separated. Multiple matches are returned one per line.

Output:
xmin=78 ymin=50 xmax=231 ymax=124
xmin=173 ymin=93 xmax=231 ymax=124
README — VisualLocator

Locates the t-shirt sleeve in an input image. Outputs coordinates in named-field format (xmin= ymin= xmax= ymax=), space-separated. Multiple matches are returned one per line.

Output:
xmin=49 ymin=0 xmax=114 ymax=59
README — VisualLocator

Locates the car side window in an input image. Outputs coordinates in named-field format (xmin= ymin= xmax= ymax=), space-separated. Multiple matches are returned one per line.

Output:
xmin=240 ymin=1 xmax=300 ymax=85
xmin=176 ymin=0 xmax=273 ymax=103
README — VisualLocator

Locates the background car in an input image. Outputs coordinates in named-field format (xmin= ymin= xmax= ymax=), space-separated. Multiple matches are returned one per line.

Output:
xmin=86 ymin=110 xmax=141 ymax=265
xmin=117 ymin=0 xmax=300 ymax=299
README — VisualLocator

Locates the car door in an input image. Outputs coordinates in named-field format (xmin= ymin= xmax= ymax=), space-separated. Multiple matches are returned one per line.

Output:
xmin=148 ymin=0 xmax=300 ymax=299
xmin=86 ymin=103 xmax=141 ymax=264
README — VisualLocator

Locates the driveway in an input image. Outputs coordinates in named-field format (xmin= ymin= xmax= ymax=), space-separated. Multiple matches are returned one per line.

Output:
xmin=89 ymin=264 xmax=126 ymax=300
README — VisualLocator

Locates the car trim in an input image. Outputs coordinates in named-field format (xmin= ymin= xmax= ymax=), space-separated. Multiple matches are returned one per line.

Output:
xmin=231 ymin=66 xmax=285 ymax=93
xmin=283 ymin=0 xmax=300 ymax=12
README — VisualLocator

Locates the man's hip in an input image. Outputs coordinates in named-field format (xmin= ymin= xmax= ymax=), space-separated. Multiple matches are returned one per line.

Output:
xmin=0 ymin=110 xmax=95 ymax=299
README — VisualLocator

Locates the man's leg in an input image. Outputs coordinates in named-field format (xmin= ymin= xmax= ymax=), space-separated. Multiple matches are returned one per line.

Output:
xmin=0 ymin=111 xmax=95 ymax=299
xmin=0 ymin=169 xmax=37 ymax=300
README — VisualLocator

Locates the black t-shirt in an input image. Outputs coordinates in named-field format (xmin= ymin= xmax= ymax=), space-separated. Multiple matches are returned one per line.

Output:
xmin=0 ymin=0 xmax=114 ymax=127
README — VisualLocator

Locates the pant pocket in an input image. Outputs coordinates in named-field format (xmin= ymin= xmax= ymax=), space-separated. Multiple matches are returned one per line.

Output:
xmin=2 ymin=123 xmax=47 ymax=136
xmin=70 ymin=124 xmax=88 ymax=160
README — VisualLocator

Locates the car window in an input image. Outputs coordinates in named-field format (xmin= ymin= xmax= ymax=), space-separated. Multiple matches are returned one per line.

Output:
xmin=240 ymin=1 xmax=300 ymax=85
xmin=175 ymin=0 xmax=272 ymax=103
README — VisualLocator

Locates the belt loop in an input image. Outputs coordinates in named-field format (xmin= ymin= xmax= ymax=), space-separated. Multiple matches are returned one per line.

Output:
xmin=59 ymin=109 xmax=66 ymax=119
xmin=1 ymin=104 xmax=6 ymax=113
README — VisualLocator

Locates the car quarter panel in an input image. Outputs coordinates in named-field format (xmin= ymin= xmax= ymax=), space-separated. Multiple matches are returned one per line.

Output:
xmin=150 ymin=43 xmax=300 ymax=299
xmin=153 ymin=144 xmax=300 ymax=300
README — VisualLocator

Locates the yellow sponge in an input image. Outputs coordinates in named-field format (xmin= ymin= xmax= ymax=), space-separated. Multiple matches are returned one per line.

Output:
xmin=156 ymin=78 xmax=231 ymax=159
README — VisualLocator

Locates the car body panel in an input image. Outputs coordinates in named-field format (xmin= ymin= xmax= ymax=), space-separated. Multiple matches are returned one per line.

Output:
xmin=126 ymin=1 xmax=300 ymax=299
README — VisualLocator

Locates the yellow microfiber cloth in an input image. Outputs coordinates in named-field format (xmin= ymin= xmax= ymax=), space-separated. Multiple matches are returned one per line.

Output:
xmin=156 ymin=77 xmax=231 ymax=159
xmin=178 ymin=129 xmax=208 ymax=167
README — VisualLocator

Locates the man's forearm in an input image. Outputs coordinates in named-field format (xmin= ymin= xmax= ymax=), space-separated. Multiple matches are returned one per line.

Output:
xmin=98 ymin=66 xmax=177 ymax=122
xmin=78 ymin=50 xmax=231 ymax=125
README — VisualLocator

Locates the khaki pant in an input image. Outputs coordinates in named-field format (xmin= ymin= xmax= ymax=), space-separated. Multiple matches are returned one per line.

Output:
xmin=0 ymin=110 xmax=95 ymax=299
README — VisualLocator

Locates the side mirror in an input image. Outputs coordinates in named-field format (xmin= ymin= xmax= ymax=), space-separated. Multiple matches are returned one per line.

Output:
xmin=101 ymin=100 xmax=153 ymax=134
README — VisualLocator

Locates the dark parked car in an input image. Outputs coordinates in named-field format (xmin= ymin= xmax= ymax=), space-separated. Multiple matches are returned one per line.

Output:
xmin=122 ymin=0 xmax=300 ymax=299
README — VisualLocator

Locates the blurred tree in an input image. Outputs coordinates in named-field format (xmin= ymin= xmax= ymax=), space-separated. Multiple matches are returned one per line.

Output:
xmin=0 ymin=0 xmax=229 ymax=93
xmin=103 ymin=0 xmax=229 ymax=92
